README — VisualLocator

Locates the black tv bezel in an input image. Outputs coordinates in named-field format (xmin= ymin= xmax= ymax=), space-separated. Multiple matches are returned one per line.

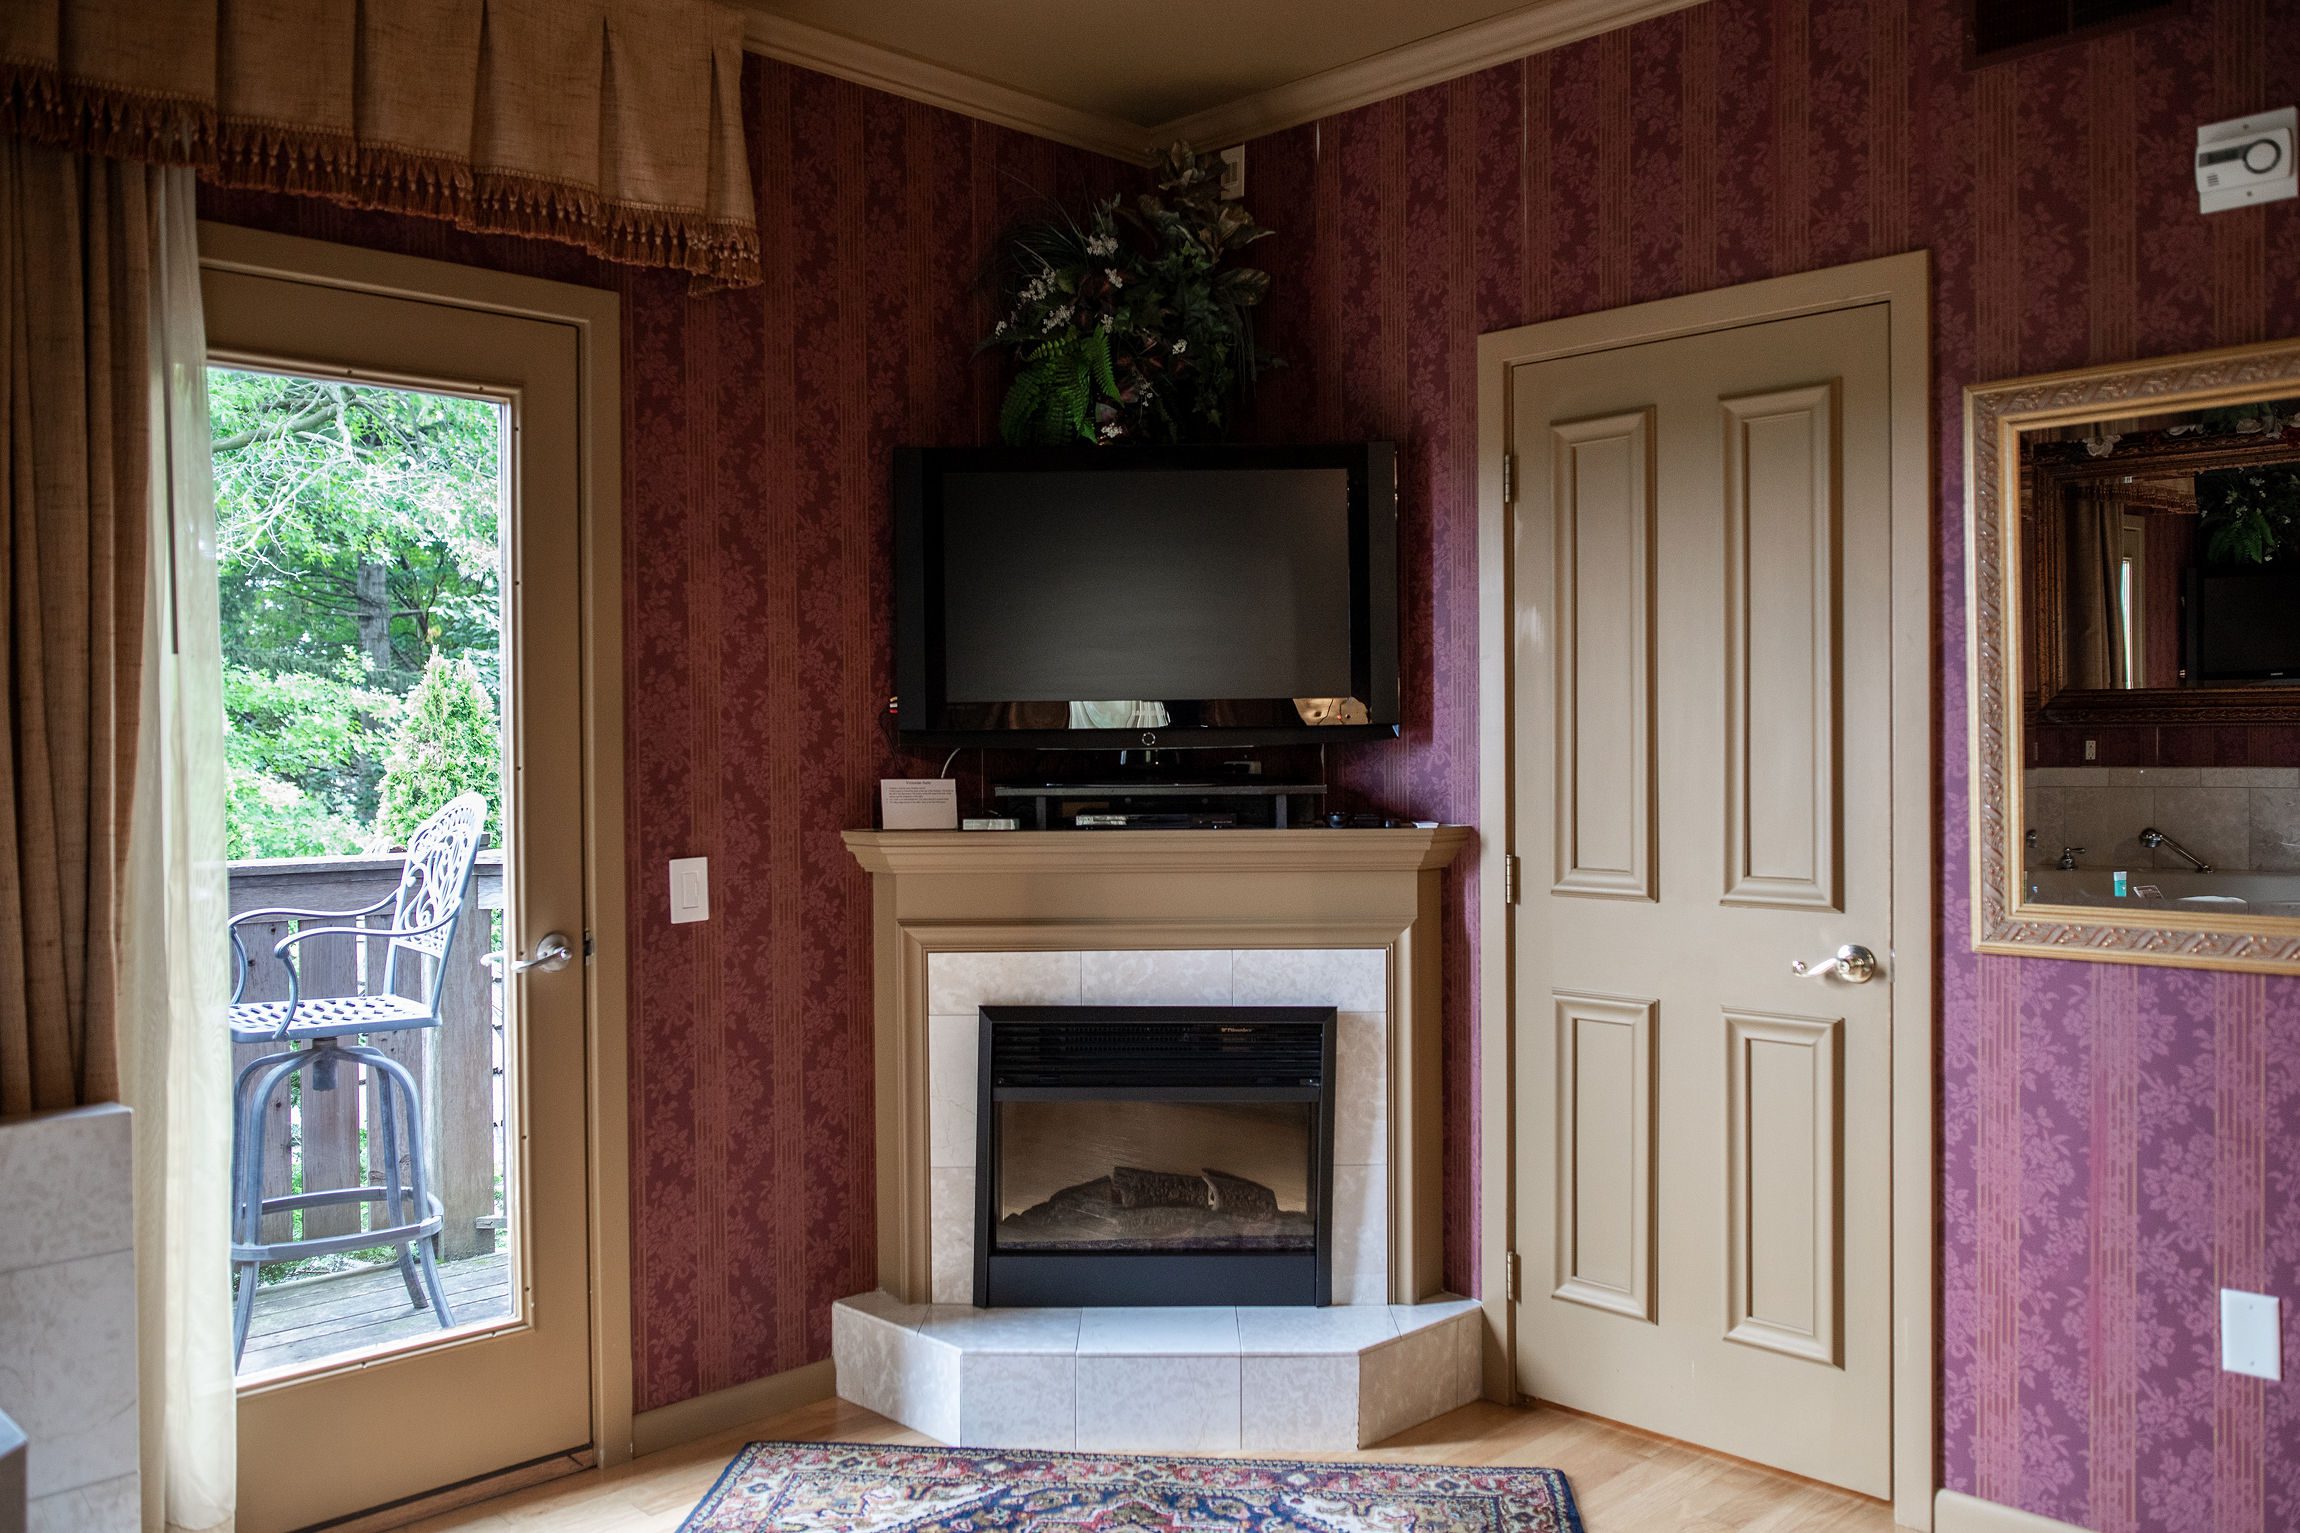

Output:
xmin=894 ymin=442 xmax=1400 ymax=749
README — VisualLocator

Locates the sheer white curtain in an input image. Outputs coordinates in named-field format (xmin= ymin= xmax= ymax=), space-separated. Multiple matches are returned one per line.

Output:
xmin=119 ymin=167 xmax=235 ymax=1533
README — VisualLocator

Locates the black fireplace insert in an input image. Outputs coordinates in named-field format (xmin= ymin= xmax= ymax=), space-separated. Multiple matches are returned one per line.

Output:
xmin=974 ymin=1005 xmax=1336 ymax=1308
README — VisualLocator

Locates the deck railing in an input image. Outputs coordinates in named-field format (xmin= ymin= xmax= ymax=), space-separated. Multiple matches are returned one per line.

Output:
xmin=228 ymin=851 xmax=505 ymax=1263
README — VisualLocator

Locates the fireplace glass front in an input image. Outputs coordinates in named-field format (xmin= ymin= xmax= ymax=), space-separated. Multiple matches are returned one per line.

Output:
xmin=974 ymin=1007 xmax=1335 ymax=1307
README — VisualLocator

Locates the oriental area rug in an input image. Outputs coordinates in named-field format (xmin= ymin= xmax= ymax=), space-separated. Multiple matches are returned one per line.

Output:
xmin=679 ymin=1441 xmax=1584 ymax=1533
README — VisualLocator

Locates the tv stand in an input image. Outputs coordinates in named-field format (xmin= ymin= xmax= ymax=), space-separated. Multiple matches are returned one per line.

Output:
xmin=992 ymin=780 xmax=1325 ymax=830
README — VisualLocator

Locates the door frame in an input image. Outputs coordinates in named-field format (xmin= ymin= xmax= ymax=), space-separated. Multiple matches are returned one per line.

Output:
xmin=196 ymin=223 xmax=638 ymax=1468
xmin=1474 ymin=252 xmax=1934 ymax=1528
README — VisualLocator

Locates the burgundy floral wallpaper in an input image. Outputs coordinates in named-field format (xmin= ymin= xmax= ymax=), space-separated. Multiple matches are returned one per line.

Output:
xmin=201 ymin=58 xmax=1130 ymax=1414
xmin=1242 ymin=0 xmax=2299 ymax=1525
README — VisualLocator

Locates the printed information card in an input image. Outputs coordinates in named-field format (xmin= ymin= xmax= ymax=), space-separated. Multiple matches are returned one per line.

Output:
xmin=880 ymin=777 xmax=959 ymax=830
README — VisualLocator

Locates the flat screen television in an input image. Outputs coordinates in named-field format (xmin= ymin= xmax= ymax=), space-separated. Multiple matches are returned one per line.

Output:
xmin=895 ymin=443 xmax=1398 ymax=748
xmin=2187 ymin=562 xmax=2300 ymax=682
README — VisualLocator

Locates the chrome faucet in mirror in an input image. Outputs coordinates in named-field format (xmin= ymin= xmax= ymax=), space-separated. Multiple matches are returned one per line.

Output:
xmin=2138 ymin=826 xmax=2213 ymax=873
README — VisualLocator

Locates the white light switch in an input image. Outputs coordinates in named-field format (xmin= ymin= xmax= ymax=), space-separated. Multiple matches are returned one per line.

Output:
xmin=2221 ymin=1288 xmax=2282 ymax=1381
xmin=668 ymin=857 xmax=710 ymax=924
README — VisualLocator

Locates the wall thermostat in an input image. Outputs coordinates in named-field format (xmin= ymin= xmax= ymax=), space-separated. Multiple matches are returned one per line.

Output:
xmin=2196 ymin=107 xmax=2295 ymax=213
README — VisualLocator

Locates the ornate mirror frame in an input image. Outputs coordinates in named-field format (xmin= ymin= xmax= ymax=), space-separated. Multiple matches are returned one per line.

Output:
xmin=1967 ymin=337 xmax=2300 ymax=972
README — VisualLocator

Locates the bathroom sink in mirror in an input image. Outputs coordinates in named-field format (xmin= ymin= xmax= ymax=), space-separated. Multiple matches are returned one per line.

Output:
xmin=1968 ymin=339 xmax=2300 ymax=973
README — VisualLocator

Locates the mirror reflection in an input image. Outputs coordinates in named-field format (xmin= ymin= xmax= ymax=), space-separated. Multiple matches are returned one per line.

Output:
xmin=2022 ymin=394 xmax=2300 ymax=695
xmin=2016 ymin=393 xmax=2300 ymax=913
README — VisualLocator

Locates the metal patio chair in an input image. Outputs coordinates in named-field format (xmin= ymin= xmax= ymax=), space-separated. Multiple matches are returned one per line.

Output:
xmin=226 ymin=792 xmax=490 ymax=1368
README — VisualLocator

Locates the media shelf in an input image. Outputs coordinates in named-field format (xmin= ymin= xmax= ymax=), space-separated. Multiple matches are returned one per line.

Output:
xmin=992 ymin=781 xmax=1326 ymax=830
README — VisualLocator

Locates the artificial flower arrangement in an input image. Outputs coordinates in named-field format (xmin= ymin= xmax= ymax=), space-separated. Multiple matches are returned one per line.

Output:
xmin=980 ymin=143 xmax=1274 ymax=446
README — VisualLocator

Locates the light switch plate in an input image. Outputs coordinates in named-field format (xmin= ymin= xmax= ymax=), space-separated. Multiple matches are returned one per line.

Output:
xmin=2221 ymin=1288 xmax=2281 ymax=1381
xmin=669 ymin=856 xmax=710 ymax=925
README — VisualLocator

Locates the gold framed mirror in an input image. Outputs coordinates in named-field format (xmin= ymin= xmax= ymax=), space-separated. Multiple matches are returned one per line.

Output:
xmin=1967 ymin=338 xmax=2300 ymax=972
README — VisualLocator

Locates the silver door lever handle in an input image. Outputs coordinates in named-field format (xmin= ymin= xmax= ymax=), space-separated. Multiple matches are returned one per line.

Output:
xmin=1791 ymin=943 xmax=1878 ymax=983
xmin=485 ymin=931 xmax=574 ymax=975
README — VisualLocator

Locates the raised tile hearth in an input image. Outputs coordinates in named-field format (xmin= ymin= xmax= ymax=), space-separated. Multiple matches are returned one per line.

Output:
xmin=833 ymin=1291 xmax=1483 ymax=1452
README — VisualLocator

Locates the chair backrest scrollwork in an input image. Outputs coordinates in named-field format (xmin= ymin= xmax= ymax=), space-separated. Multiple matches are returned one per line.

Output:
xmin=384 ymin=793 xmax=490 ymax=1001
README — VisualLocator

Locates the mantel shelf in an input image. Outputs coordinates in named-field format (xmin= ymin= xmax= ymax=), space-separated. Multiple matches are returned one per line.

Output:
xmin=843 ymin=826 xmax=1471 ymax=878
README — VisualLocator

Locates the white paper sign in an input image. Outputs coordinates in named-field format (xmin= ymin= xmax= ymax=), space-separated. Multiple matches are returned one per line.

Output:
xmin=880 ymin=777 xmax=959 ymax=830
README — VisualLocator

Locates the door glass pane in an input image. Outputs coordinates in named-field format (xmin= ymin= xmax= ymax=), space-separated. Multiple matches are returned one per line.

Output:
xmin=211 ymin=367 xmax=521 ymax=1380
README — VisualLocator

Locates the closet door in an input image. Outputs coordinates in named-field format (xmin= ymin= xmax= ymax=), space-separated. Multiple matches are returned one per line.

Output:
xmin=1508 ymin=302 xmax=1897 ymax=1495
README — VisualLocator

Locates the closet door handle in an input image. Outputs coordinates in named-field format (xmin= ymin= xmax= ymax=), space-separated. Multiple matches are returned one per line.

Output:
xmin=1790 ymin=944 xmax=1878 ymax=984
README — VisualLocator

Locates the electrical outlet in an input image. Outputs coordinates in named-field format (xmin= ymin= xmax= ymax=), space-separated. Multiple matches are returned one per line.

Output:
xmin=669 ymin=856 xmax=710 ymax=924
xmin=2221 ymin=1289 xmax=2282 ymax=1381
xmin=2084 ymin=738 xmax=2098 ymax=761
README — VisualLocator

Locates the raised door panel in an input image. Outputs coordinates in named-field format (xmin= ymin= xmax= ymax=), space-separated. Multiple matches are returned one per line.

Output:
xmin=1550 ymin=410 xmax=1654 ymax=900
xmin=1551 ymin=992 xmax=1654 ymax=1320
xmin=1721 ymin=384 xmax=1840 ymax=910
xmin=1722 ymin=1010 xmax=1841 ymax=1365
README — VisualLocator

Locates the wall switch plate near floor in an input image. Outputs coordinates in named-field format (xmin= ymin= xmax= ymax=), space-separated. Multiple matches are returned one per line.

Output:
xmin=2220 ymin=1289 xmax=2282 ymax=1381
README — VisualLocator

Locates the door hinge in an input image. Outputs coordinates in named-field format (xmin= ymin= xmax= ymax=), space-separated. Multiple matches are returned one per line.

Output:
xmin=1501 ymin=452 xmax=1515 ymax=504
xmin=1502 ymin=852 xmax=1520 ymax=905
xmin=1505 ymin=1250 xmax=1522 ymax=1302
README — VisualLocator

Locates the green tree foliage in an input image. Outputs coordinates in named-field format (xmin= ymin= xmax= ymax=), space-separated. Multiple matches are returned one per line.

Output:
xmin=209 ymin=368 xmax=504 ymax=856
xmin=221 ymin=655 xmax=398 ymax=859
xmin=372 ymin=653 xmax=501 ymax=851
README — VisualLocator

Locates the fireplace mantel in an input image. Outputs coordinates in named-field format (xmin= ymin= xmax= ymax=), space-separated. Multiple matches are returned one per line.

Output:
xmin=843 ymin=827 xmax=1470 ymax=1307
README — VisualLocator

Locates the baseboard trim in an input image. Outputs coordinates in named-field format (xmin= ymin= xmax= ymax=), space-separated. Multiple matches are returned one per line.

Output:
xmin=1934 ymin=1490 xmax=2093 ymax=1533
xmin=630 ymin=1358 xmax=839 ymax=1458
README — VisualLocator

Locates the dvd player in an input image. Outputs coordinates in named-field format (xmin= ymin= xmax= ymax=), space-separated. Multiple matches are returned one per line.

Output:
xmin=1072 ymin=812 xmax=1239 ymax=830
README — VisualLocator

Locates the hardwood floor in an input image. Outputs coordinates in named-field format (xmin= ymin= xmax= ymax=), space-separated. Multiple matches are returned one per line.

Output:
xmin=401 ymin=1394 xmax=1894 ymax=1532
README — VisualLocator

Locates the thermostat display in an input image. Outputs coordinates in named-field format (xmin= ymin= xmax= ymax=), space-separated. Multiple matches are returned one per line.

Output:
xmin=2196 ymin=107 xmax=2297 ymax=213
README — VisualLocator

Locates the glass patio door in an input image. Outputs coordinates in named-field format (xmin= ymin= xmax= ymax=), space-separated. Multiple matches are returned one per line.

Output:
xmin=202 ymin=247 xmax=593 ymax=1532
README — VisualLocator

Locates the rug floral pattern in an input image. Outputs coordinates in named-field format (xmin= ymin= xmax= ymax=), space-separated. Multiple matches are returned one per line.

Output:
xmin=679 ymin=1442 xmax=1583 ymax=1533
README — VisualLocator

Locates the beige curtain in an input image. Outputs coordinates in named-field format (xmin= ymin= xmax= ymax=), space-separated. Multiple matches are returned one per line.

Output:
xmin=1 ymin=130 xmax=231 ymax=1528
xmin=120 ymin=166 xmax=233 ymax=1533
xmin=2064 ymin=485 xmax=2130 ymax=690
xmin=0 ymin=134 xmax=155 ymax=1115
xmin=1 ymin=0 xmax=758 ymax=287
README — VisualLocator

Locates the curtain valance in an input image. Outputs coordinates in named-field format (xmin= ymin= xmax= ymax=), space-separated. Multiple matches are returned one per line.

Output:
xmin=0 ymin=0 xmax=759 ymax=287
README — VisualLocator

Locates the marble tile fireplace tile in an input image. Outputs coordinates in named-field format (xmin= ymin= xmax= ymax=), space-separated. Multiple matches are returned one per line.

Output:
xmin=927 ymin=948 xmax=1388 ymax=1309
xmin=832 ymin=1293 xmax=1483 ymax=1452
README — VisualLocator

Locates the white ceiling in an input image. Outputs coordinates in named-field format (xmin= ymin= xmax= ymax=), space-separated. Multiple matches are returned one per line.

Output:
xmin=741 ymin=1 xmax=1542 ymax=126
xmin=735 ymin=0 xmax=1700 ymax=155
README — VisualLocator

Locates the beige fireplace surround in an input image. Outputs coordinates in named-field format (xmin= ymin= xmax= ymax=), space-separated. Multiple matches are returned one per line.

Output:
xmin=844 ymin=826 xmax=1469 ymax=1308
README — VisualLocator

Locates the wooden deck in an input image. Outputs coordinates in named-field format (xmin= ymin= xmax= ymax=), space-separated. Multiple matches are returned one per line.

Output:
xmin=240 ymin=1250 xmax=514 ymax=1376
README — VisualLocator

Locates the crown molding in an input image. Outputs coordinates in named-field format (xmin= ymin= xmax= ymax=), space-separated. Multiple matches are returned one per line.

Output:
xmin=1147 ymin=0 xmax=1705 ymax=147
xmin=739 ymin=0 xmax=1702 ymax=165
xmin=738 ymin=10 xmax=1150 ymax=162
